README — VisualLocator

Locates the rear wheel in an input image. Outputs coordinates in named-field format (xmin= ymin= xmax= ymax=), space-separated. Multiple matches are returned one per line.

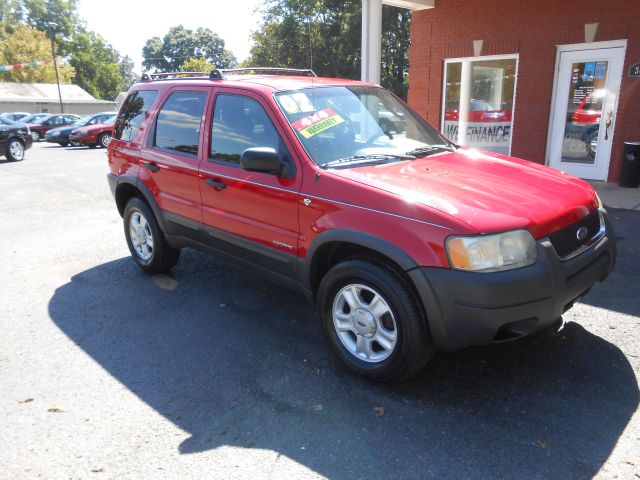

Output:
xmin=98 ymin=132 xmax=112 ymax=148
xmin=6 ymin=139 xmax=25 ymax=161
xmin=123 ymin=197 xmax=180 ymax=273
xmin=31 ymin=131 xmax=40 ymax=142
xmin=58 ymin=142 xmax=69 ymax=147
xmin=318 ymin=259 xmax=434 ymax=382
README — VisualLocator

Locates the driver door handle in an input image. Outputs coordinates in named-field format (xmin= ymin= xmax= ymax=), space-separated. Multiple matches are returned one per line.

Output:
xmin=142 ymin=161 xmax=160 ymax=172
xmin=205 ymin=178 xmax=226 ymax=190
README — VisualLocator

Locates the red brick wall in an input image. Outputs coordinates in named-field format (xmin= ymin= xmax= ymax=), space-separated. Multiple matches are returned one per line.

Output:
xmin=408 ymin=0 xmax=640 ymax=182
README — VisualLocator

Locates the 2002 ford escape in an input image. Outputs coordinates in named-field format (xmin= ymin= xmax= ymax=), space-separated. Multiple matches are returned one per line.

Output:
xmin=107 ymin=68 xmax=616 ymax=381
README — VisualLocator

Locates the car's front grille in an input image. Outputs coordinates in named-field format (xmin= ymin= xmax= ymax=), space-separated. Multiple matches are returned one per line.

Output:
xmin=548 ymin=210 xmax=603 ymax=259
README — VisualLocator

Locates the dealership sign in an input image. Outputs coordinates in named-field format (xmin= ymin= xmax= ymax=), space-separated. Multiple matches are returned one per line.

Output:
xmin=443 ymin=121 xmax=512 ymax=148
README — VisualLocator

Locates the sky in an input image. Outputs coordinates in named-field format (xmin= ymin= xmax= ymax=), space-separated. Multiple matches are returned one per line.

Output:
xmin=77 ymin=0 xmax=264 ymax=73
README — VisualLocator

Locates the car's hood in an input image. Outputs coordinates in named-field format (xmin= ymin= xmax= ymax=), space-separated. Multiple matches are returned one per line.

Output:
xmin=327 ymin=148 xmax=598 ymax=238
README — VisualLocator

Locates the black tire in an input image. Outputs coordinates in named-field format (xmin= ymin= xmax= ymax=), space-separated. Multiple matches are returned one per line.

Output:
xmin=58 ymin=142 xmax=69 ymax=147
xmin=123 ymin=197 xmax=180 ymax=273
xmin=317 ymin=258 xmax=434 ymax=382
xmin=5 ymin=138 xmax=25 ymax=161
xmin=98 ymin=132 xmax=111 ymax=148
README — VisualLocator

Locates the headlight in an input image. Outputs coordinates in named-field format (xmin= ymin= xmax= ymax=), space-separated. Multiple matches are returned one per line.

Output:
xmin=446 ymin=230 xmax=537 ymax=272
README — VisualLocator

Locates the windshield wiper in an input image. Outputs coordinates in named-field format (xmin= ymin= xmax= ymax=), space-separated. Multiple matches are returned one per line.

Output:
xmin=320 ymin=153 xmax=416 ymax=169
xmin=405 ymin=145 xmax=456 ymax=158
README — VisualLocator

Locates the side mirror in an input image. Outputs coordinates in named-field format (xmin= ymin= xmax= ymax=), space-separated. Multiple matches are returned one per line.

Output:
xmin=240 ymin=147 xmax=282 ymax=175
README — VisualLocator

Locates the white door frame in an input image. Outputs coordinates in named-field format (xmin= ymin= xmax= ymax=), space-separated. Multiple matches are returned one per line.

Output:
xmin=545 ymin=40 xmax=627 ymax=179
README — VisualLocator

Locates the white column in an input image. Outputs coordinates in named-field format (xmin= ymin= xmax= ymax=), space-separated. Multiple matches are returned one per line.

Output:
xmin=458 ymin=59 xmax=473 ymax=146
xmin=361 ymin=0 xmax=382 ymax=84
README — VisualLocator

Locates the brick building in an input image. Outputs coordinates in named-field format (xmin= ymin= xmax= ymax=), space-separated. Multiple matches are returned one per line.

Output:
xmin=404 ymin=0 xmax=640 ymax=182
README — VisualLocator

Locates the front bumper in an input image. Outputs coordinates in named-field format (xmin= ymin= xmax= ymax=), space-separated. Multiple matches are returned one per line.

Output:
xmin=45 ymin=132 xmax=69 ymax=143
xmin=409 ymin=211 xmax=616 ymax=352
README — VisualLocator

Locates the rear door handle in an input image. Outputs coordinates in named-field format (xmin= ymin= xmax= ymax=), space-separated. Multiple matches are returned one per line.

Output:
xmin=142 ymin=161 xmax=160 ymax=172
xmin=205 ymin=178 xmax=226 ymax=190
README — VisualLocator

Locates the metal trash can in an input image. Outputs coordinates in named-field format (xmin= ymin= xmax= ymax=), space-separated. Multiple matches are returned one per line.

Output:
xmin=618 ymin=141 xmax=640 ymax=188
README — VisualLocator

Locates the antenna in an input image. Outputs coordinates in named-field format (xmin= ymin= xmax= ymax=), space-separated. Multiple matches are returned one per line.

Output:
xmin=307 ymin=15 xmax=313 ymax=72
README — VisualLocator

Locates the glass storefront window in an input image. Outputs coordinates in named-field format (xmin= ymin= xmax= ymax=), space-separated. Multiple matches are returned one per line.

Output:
xmin=442 ymin=56 xmax=518 ymax=155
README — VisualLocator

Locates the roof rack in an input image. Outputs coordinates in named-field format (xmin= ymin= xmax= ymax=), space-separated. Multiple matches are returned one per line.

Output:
xmin=140 ymin=71 xmax=209 ymax=82
xmin=140 ymin=67 xmax=317 ymax=83
xmin=210 ymin=67 xmax=317 ymax=79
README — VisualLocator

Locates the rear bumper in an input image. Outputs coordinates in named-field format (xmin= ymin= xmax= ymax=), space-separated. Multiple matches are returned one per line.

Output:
xmin=409 ymin=211 xmax=616 ymax=352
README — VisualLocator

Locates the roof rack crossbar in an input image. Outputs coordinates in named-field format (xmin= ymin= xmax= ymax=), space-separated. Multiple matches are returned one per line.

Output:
xmin=141 ymin=71 xmax=210 ymax=82
xmin=209 ymin=67 xmax=317 ymax=80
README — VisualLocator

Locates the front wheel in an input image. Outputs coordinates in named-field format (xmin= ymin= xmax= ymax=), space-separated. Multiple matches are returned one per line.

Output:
xmin=123 ymin=197 xmax=180 ymax=273
xmin=58 ymin=142 xmax=69 ymax=147
xmin=31 ymin=131 xmax=40 ymax=142
xmin=6 ymin=139 xmax=25 ymax=161
xmin=318 ymin=259 xmax=434 ymax=382
xmin=98 ymin=132 xmax=112 ymax=148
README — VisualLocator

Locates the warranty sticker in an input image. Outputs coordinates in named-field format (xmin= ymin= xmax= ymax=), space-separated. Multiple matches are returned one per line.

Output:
xmin=292 ymin=108 xmax=345 ymax=139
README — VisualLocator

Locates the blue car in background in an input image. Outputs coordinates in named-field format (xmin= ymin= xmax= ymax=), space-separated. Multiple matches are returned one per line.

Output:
xmin=45 ymin=112 xmax=116 ymax=146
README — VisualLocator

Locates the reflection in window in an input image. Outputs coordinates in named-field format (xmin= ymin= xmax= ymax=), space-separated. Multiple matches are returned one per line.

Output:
xmin=154 ymin=91 xmax=206 ymax=155
xmin=443 ymin=57 xmax=517 ymax=155
xmin=115 ymin=90 xmax=158 ymax=141
xmin=210 ymin=95 xmax=281 ymax=165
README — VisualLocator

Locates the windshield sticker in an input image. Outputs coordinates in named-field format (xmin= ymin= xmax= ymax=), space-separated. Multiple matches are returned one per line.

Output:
xmin=292 ymin=108 xmax=345 ymax=138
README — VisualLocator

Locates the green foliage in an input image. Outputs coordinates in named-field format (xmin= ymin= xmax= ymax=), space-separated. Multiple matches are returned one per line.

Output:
xmin=119 ymin=55 xmax=138 ymax=91
xmin=142 ymin=25 xmax=237 ymax=72
xmin=21 ymin=0 xmax=80 ymax=49
xmin=180 ymin=57 xmax=214 ymax=73
xmin=2 ymin=1 xmax=126 ymax=100
xmin=248 ymin=0 xmax=411 ymax=99
xmin=0 ymin=23 xmax=75 ymax=83
xmin=68 ymin=29 xmax=122 ymax=100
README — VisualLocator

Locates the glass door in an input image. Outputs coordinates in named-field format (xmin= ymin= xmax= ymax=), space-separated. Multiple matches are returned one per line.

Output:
xmin=548 ymin=46 xmax=625 ymax=180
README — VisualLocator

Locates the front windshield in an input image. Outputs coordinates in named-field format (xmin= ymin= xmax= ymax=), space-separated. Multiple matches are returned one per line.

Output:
xmin=274 ymin=86 xmax=450 ymax=167
xmin=25 ymin=114 xmax=50 ymax=124
xmin=74 ymin=115 xmax=93 ymax=126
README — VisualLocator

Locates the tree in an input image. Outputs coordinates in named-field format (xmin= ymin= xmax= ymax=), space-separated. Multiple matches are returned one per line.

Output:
xmin=142 ymin=25 xmax=237 ymax=72
xmin=119 ymin=55 xmax=138 ymax=91
xmin=68 ymin=29 xmax=122 ymax=100
xmin=21 ymin=0 xmax=80 ymax=52
xmin=247 ymin=0 xmax=411 ymax=99
xmin=0 ymin=23 xmax=74 ymax=83
xmin=180 ymin=57 xmax=214 ymax=73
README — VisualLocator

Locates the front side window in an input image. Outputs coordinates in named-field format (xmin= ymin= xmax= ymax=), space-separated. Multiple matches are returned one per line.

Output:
xmin=442 ymin=56 xmax=517 ymax=155
xmin=115 ymin=90 xmax=158 ymax=141
xmin=275 ymin=86 xmax=449 ymax=167
xmin=153 ymin=91 xmax=207 ymax=156
xmin=210 ymin=94 xmax=282 ymax=165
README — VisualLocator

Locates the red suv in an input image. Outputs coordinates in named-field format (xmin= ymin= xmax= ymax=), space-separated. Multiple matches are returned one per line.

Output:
xmin=107 ymin=69 xmax=616 ymax=381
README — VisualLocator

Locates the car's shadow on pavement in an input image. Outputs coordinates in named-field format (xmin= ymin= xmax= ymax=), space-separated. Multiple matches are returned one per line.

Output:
xmin=48 ymin=246 xmax=638 ymax=478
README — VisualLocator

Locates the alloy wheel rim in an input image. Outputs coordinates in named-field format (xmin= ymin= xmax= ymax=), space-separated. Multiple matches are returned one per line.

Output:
xmin=101 ymin=134 xmax=111 ymax=147
xmin=129 ymin=211 xmax=154 ymax=261
xmin=9 ymin=141 xmax=24 ymax=160
xmin=332 ymin=284 xmax=398 ymax=363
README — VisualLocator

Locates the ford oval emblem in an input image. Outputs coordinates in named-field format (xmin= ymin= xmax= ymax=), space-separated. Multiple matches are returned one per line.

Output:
xmin=576 ymin=227 xmax=589 ymax=241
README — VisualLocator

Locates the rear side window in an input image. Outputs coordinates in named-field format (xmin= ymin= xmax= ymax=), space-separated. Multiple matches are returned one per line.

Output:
xmin=153 ymin=91 xmax=207 ymax=156
xmin=210 ymin=94 xmax=281 ymax=165
xmin=115 ymin=90 xmax=158 ymax=141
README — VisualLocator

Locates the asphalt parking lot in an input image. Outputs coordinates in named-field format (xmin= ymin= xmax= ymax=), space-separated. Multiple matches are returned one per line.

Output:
xmin=1 ymin=142 xmax=639 ymax=479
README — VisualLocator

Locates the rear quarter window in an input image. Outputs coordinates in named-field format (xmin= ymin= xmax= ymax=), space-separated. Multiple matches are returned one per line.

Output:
xmin=115 ymin=90 xmax=158 ymax=141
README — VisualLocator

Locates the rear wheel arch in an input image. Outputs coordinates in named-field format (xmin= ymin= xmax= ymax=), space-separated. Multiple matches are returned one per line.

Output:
xmin=113 ymin=177 xmax=167 ymax=232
